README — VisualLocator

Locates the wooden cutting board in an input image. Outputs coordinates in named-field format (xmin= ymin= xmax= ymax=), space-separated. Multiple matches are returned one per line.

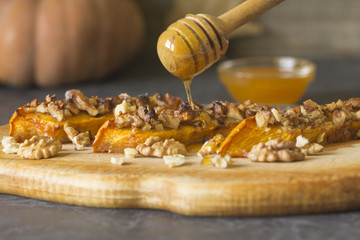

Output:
xmin=1 ymin=124 xmax=360 ymax=217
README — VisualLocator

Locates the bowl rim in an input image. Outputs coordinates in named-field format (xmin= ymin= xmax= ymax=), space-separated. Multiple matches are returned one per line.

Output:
xmin=217 ymin=56 xmax=316 ymax=79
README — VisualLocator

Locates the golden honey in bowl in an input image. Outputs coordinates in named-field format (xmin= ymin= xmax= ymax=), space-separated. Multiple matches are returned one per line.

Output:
xmin=217 ymin=57 xmax=316 ymax=104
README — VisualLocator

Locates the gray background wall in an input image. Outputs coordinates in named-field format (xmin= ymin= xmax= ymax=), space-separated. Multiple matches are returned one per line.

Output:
xmin=136 ymin=0 xmax=360 ymax=60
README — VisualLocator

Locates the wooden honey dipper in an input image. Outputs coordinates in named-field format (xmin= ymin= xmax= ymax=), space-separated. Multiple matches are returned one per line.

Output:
xmin=157 ymin=0 xmax=284 ymax=81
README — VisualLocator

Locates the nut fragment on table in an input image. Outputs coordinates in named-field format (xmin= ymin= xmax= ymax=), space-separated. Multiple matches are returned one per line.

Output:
xmin=295 ymin=135 xmax=324 ymax=155
xmin=197 ymin=134 xmax=224 ymax=157
xmin=1 ymin=136 xmax=20 ymax=154
xmin=201 ymin=154 xmax=232 ymax=168
xmin=302 ymin=143 xmax=324 ymax=155
xmin=163 ymin=154 xmax=185 ymax=168
xmin=248 ymin=138 xmax=305 ymax=162
xmin=136 ymin=136 xmax=186 ymax=157
xmin=211 ymin=154 xmax=231 ymax=168
xmin=110 ymin=156 xmax=124 ymax=165
xmin=17 ymin=136 xmax=62 ymax=160
xmin=63 ymin=123 xmax=91 ymax=150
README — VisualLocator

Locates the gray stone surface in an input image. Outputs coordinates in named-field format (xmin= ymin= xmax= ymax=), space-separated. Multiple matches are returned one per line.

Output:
xmin=1 ymin=194 xmax=360 ymax=240
xmin=1 ymin=58 xmax=360 ymax=239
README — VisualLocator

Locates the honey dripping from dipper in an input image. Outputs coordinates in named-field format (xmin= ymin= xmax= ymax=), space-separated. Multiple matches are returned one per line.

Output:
xmin=182 ymin=79 xmax=194 ymax=109
xmin=156 ymin=13 xmax=229 ymax=110
xmin=157 ymin=1 xmax=285 ymax=108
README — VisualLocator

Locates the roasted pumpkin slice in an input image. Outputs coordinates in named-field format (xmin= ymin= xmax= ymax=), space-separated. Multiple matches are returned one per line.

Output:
xmin=218 ymin=98 xmax=360 ymax=157
xmin=93 ymin=120 xmax=228 ymax=153
xmin=92 ymin=96 xmax=261 ymax=153
xmin=9 ymin=89 xmax=124 ymax=143
xmin=10 ymin=109 xmax=113 ymax=143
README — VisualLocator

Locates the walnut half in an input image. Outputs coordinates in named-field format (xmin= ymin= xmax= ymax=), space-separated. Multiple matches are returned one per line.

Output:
xmin=248 ymin=139 xmax=305 ymax=162
xmin=17 ymin=136 xmax=62 ymax=160
xmin=136 ymin=136 xmax=186 ymax=157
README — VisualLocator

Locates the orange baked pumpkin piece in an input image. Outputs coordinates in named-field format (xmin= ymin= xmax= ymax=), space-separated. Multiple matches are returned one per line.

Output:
xmin=9 ymin=89 xmax=124 ymax=143
xmin=92 ymin=96 xmax=268 ymax=153
xmin=218 ymin=99 xmax=360 ymax=157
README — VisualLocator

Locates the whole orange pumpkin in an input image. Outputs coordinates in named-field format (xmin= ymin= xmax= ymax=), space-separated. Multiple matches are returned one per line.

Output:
xmin=0 ymin=0 xmax=144 ymax=88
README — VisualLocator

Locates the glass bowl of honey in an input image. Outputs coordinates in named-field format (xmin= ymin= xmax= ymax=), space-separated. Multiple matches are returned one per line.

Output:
xmin=217 ymin=56 xmax=316 ymax=104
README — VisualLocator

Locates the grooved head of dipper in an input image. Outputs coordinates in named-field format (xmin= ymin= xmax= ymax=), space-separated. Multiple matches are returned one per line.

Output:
xmin=157 ymin=14 xmax=228 ymax=80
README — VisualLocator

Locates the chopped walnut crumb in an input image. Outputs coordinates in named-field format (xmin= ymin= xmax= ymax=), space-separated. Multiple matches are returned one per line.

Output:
xmin=175 ymin=101 xmax=200 ymax=123
xmin=255 ymin=110 xmax=276 ymax=128
xmin=2 ymin=136 xmax=20 ymax=154
xmin=211 ymin=154 xmax=231 ymax=168
xmin=332 ymin=110 xmax=347 ymax=126
xmin=65 ymin=103 xmax=80 ymax=115
xmin=271 ymin=108 xmax=282 ymax=122
xmin=301 ymin=143 xmax=324 ymax=155
xmin=201 ymin=154 xmax=232 ymax=168
xmin=336 ymin=99 xmax=344 ymax=109
xmin=209 ymin=101 xmax=227 ymax=116
xmin=47 ymin=102 xmax=65 ymax=122
xmin=294 ymin=135 xmax=323 ymax=155
xmin=145 ymin=136 xmax=161 ymax=146
xmin=110 ymin=156 xmax=124 ymax=165
xmin=198 ymin=134 xmax=224 ymax=157
xmin=114 ymin=100 xmax=136 ymax=116
xmin=158 ymin=113 xmax=181 ymax=129
xmin=73 ymin=132 xmax=91 ymax=150
xmin=225 ymin=103 xmax=243 ymax=125
xmin=45 ymin=94 xmax=56 ymax=103
xmin=142 ymin=123 xmax=152 ymax=131
xmin=63 ymin=123 xmax=90 ymax=150
xmin=63 ymin=123 xmax=78 ymax=140
xmin=326 ymin=102 xmax=337 ymax=111
xmin=23 ymin=107 xmax=36 ymax=113
xmin=136 ymin=136 xmax=186 ymax=157
xmin=163 ymin=154 xmax=185 ymax=168
xmin=36 ymin=103 xmax=47 ymax=113
xmin=296 ymin=135 xmax=310 ymax=148
xmin=165 ymin=93 xmax=182 ymax=107
xmin=138 ymin=106 xmax=156 ymax=123
xmin=135 ymin=94 xmax=150 ymax=106
xmin=248 ymin=139 xmax=305 ymax=162
xmin=348 ymin=98 xmax=360 ymax=108
xmin=303 ymin=99 xmax=319 ymax=109
xmin=65 ymin=89 xmax=99 ymax=116
xmin=17 ymin=136 xmax=62 ymax=160
xmin=118 ymin=93 xmax=131 ymax=100
xmin=115 ymin=115 xmax=133 ymax=128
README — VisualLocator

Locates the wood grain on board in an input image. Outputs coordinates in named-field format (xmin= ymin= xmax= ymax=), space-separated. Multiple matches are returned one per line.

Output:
xmin=1 ymin=124 xmax=360 ymax=216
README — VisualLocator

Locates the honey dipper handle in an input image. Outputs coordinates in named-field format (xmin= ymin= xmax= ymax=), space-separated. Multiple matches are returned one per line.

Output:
xmin=218 ymin=0 xmax=284 ymax=35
